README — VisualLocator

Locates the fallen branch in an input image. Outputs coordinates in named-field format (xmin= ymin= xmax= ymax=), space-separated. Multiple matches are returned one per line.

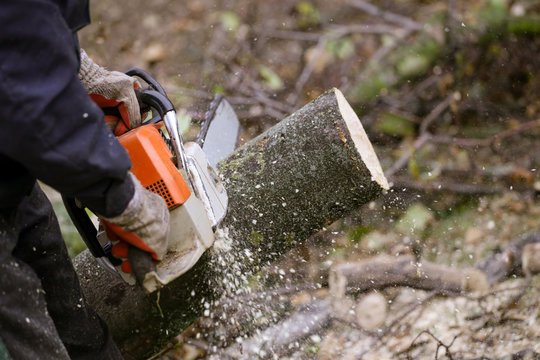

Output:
xmin=348 ymin=0 xmax=423 ymax=30
xmin=459 ymin=349 xmax=540 ymax=360
xmin=389 ymin=176 xmax=503 ymax=195
xmin=430 ymin=119 xmax=540 ymax=149
xmin=407 ymin=330 xmax=458 ymax=360
xmin=385 ymin=93 xmax=455 ymax=178
xmin=329 ymin=255 xmax=489 ymax=297
xmin=329 ymin=233 xmax=540 ymax=298
xmin=210 ymin=299 xmax=332 ymax=359
xmin=475 ymin=232 xmax=540 ymax=285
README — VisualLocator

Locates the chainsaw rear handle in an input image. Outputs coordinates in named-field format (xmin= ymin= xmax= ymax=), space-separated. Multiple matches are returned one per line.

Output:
xmin=62 ymin=196 xmax=120 ymax=265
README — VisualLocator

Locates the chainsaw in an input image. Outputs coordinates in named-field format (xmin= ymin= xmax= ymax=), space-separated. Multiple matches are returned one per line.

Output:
xmin=63 ymin=68 xmax=240 ymax=293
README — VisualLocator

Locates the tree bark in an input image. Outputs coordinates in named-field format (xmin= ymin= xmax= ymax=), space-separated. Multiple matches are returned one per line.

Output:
xmin=72 ymin=88 xmax=389 ymax=359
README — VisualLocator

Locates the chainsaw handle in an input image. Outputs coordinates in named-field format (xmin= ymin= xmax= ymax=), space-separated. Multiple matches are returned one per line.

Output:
xmin=125 ymin=67 xmax=176 ymax=124
xmin=62 ymin=196 xmax=121 ymax=265
xmin=137 ymin=89 xmax=175 ymax=122
xmin=125 ymin=68 xmax=167 ymax=96
xmin=127 ymin=71 xmax=192 ymax=185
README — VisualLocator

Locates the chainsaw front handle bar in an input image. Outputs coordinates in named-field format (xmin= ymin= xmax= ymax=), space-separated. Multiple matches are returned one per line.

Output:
xmin=125 ymin=69 xmax=193 ymax=186
xmin=125 ymin=68 xmax=167 ymax=97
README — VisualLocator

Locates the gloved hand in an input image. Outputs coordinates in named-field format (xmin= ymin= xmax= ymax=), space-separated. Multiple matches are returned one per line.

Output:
xmin=100 ymin=173 xmax=170 ymax=275
xmin=78 ymin=49 xmax=142 ymax=135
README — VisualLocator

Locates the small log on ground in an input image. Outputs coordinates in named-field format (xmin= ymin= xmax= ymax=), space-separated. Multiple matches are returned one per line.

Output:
xmin=210 ymin=299 xmax=332 ymax=360
xmin=475 ymin=232 xmax=540 ymax=284
xmin=522 ymin=242 xmax=540 ymax=275
xmin=73 ymin=88 xmax=389 ymax=359
xmin=329 ymin=255 xmax=489 ymax=296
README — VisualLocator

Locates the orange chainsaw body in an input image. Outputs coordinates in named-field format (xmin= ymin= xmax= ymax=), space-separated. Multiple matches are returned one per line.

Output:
xmin=117 ymin=124 xmax=191 ymax=209
xmin=114 ymin=124 xmax=216 ymax=293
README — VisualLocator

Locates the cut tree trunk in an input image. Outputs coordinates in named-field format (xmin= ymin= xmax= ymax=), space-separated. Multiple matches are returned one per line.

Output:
xmin=72 ymin=88 xmax=389 ymax=359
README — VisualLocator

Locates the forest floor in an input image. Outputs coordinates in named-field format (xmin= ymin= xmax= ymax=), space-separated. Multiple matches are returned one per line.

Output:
xmin=48 ymin=0 xmax=540 ymax=359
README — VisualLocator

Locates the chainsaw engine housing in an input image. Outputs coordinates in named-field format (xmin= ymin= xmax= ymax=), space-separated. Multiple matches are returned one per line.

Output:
xmin=110 ymin=124 xmax=216 ymax=292
xmin=118 ymin=124 xmax=190 ymax=208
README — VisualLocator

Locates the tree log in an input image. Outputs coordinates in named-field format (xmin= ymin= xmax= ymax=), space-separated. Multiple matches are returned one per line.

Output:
xmin=72 ymin=88 xmax=389 ymax=359
xmin=329 ymin=255 xmax=490 ymax=296
xmin=210 ymin=299 xmax=332 ymax=360
xmin=475 ymin=232 xmax=540 ymax=285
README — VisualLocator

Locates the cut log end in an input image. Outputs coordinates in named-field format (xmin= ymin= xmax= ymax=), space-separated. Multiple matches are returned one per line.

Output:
xmin=334 ymin=88 xmax=389 ymax=190
xmin=522 ymin=243 xmax=540 ymax=275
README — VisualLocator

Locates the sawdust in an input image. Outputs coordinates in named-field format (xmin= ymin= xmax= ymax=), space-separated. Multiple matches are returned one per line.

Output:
xmin=211 ymin=227 xmax=233 ymax=254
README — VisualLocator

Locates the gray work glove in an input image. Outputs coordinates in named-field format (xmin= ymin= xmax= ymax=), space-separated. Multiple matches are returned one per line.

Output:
xmin=78 ymin=49 xmax=142 ymax=135
xmin=100 ymin=173 xmax=170 ymax=275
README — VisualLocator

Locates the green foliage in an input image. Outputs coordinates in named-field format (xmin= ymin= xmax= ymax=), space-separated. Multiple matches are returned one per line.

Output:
xmin=64 ymin=232 xmax=87 ymax=258
xmin=376 ymin=112 xmax=415 ymax=137
xmin=220 ymin=11 xmax=240 ymax=32
xmin=352 ymin=74 xmax=387 ymax=103
xmin=0 ymin=339 xmax=10 ymax=360
xmin=51 ymin=200 xmax=87 ymax=258
xmin=284 ymin=232 xmax=297 ymax=247
xmin=508 ymin=15 xmax=540 ymax=35
xmin=395 ymin=203 xmax=434 ymax=236
xmin=295 ymin=1 xmax=320 ymax=30
xmin=480 ymin=0 xmax=508 ymax=27
xmin=330 ymin=246 xmax=346 ymax=257
xmin=348 ymin=225 xmax=373 ymax=242
xmin=408 ymin=153 xmax=420 ymax=179
xmin=326 ymin=37 xmax=355 ymax=60
xmin=213 ymin=83 xmax=226 ymax=95
xmin=257 ymin=64 xmax=285 ymax=91
xmin=176 ymin=110 xmax=192 ymax=135
xmin=249 ymin=231 xmax=264 ymax=246
xmin=306 ymin=344 xmax=320 ymax=355
xmin=395 ymin=38 xmax=442 ymax=79
xmin=360 ymin=231 xmax=395 ymax=253
xmin=351 ymin=34 xmax=442 ymax=103
xmin=246 ymin=273 xmax=262 ymax=289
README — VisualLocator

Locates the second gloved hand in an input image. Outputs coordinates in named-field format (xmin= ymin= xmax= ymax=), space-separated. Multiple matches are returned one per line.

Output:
xmin=100 ymin=173 xmax=170 ymax=275
xmin=78 ymin=49 xmax=142 ymax=135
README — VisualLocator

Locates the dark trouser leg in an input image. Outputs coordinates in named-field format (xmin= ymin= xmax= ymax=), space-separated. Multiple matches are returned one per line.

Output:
xmin=0 ymin=205 xmax=70 ymax=359
xmin=3 ymin=183 xmax=123 ymax=360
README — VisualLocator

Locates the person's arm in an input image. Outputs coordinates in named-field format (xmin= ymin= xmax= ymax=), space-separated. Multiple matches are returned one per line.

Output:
xmin=0 ymin=0 xmax=132 ymax=217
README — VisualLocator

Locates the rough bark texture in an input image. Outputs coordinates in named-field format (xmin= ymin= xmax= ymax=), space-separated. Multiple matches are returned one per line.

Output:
xmin=73 ymin=88 xmax=388 ymax=359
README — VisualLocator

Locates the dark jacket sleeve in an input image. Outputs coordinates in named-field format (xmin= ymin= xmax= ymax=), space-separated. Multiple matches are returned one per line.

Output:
xmin=0 ymin=0 xmax=133 ymax=217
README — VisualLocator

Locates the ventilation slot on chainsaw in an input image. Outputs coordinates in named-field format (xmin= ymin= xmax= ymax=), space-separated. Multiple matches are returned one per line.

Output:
xmin=117 ymin=123 xmax=191 ymax=211
xmin=147 ymin=180 xmax=174 ymax=208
